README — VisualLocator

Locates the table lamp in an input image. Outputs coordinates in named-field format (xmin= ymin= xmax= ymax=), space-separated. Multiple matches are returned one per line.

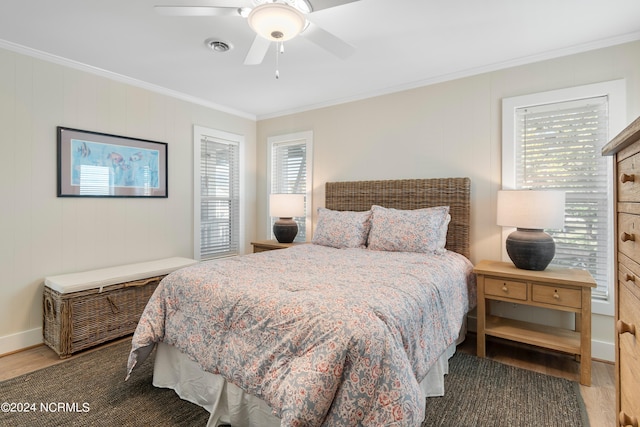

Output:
xmin=270 ymin=193 xmax=305 ymax=243
xmin=497 ymin=189 xmax=565 ymax=271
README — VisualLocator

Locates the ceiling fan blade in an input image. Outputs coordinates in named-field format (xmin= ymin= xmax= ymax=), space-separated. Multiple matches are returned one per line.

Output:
xmin=154 ymin=6 xmax=241 ymax=17
xmin=244 ymin=35 xmax=271 ymax=65
xmin=301 ymin=22 xmax=355 ymax=59
xmin=305 ymin=0 xmax=360 ymax=12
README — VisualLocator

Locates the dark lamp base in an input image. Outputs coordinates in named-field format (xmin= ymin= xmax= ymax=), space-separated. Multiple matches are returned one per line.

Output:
xmin=506 ymin=228 xmax=555 ymax=271
xmin=273 ymin=218 xmax=298 ymax=243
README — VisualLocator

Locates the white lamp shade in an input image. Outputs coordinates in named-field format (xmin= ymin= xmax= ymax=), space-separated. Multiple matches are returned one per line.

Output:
xmin=248 ymin=3 xmax=306 ymax=42
xmin=497 ymin=190 xmax=565 ymax=230
xmin=270 ymin=194 xmax=305 ymax=218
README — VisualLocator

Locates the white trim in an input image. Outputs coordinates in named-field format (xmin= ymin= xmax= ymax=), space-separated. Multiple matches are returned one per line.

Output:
xmin=0 ymin=39 xmax=256 ymax=121
xmin=0 ymin=328 xmax=42 ymax=356
xmin=267 ymin=131 xmax=314 ymax=240
xmin=193 ymin=126 xmax=246 ymax=260
xmin=502 ymin=79 xmax=626 ymax=317
xmin=592 ymin=338 xmax=615 ymax=362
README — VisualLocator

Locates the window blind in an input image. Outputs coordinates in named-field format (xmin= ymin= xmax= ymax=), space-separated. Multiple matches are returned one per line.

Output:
xmin=200 ymin=137 xmax=240 ymax=259
xmin=271 ymin=139 xmax=307 ymax=242
xmin=515 ymin=96 xmax=610 ymax=299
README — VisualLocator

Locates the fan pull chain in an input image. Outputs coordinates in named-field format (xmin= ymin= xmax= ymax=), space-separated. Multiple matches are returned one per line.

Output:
xmin=275 ymin=42 xmax=284 ymax=79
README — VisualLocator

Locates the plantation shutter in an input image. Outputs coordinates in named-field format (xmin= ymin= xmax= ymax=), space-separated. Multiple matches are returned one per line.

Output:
xmin=271 ymin=140 xmax=307 ymax=242
xmin=200 ymin=136 xmax=240 ymax=259
xmin=514 ymin=96 xmax=610 ymax=299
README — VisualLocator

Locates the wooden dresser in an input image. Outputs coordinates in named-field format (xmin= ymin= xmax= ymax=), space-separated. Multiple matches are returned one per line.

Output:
xmin=602 ymin=115 xmax=640 ymax=427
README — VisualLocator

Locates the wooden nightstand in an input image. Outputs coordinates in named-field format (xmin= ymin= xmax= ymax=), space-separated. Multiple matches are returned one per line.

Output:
xmin=473 ymin=259 xmax=596 ymax=386
xmin=251 ymin=239 xmax=300 ymax=253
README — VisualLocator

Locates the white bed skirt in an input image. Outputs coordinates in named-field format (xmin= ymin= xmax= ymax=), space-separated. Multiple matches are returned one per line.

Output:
xmin=152 ymin=318 xmax=465 ymax=427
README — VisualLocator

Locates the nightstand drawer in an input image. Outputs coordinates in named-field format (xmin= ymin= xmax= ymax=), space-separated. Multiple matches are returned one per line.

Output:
xmin=531 ymin=284 xmax=582 ymax=309
xmin=485 ymin=278 xmax=527 ymax=301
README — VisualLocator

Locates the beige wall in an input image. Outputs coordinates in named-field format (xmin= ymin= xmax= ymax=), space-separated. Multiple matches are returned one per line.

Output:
xmin=0 ymin=47 xmax=257 ymax=354
xmin=1 ymin=39 xmax=638 ymax=359
xmin=256 ymin=40 xmax=640 ymax=361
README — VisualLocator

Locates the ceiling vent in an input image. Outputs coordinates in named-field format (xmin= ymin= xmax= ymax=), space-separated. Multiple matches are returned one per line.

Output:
xmin=205 ymin=38 xmax=232 ymax=53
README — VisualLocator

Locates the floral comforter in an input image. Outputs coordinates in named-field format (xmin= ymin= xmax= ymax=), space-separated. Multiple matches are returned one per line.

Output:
xmin=127 ymin=244 xmax=476 ymax=427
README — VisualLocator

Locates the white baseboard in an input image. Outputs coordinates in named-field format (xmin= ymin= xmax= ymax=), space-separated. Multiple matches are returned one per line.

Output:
xmin=592 ymin=339 xmax=615 ymax=362
xmin=0 ymin=328 xmax=43 ymax=356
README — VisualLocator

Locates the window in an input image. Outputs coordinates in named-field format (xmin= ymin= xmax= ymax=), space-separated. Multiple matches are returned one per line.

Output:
xmin=267 ymin=131 xmax=313 ymax=242
xmin=502 ymin=80 xmax=626 ymax=316
xmin=194 ymin=126 xmax=244 ymax=260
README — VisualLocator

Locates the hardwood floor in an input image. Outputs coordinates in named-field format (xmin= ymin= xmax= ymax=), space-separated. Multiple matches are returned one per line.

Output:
xmin=0 ymin=337 xmax=129 ymax=382
xmin=0 ymin=334 xmax=615 ymax=426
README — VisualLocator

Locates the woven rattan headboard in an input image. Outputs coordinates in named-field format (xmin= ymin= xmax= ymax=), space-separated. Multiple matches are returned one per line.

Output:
xmin=325 ymin=177 xmax=471 ymax=259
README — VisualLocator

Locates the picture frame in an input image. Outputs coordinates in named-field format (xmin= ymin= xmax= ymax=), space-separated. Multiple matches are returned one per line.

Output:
xmin=57 ymin=127 xmax=168 ymax=198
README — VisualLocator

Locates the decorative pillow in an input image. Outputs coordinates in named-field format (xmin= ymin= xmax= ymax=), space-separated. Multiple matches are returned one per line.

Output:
xmin=367 ymin=205 xmax=451 ymax=253
xmin=311 ymin=208 xmax=372 ymax=249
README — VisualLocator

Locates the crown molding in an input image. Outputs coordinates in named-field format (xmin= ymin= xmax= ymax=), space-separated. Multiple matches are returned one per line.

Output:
xmin=0 ymin=39 xmax=256 ymax=121
xmin=257 ymin=31 xmax=640 ymax=120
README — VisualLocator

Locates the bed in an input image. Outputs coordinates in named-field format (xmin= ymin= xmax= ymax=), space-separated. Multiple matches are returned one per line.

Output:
xmin=126 ymin=177 xmax=476 ymax=427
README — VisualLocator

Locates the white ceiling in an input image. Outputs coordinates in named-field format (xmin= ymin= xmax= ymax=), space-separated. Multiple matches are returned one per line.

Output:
xmin=0 ymin=0 xmax=639 ymax=120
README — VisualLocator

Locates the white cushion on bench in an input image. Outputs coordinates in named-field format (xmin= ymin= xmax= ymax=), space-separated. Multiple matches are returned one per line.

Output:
xmin=45 ymin=257 xmax=197 ymax=294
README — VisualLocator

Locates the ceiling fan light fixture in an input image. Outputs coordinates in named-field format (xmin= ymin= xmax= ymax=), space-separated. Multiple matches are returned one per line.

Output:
xmin=248 ymin=3 xmax=306 ymax=42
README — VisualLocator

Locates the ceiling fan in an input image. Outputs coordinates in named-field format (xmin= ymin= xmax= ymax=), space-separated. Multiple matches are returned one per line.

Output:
xmin=155 ymin=0 xmax=360 ymax=66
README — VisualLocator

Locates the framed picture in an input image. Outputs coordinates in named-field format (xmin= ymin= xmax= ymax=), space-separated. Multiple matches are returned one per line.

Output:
xmin=57 ymin=127 xmax=168 ymax=198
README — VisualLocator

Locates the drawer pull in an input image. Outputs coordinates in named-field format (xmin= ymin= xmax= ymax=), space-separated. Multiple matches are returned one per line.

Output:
xmin=625 ymin=273 xmax=637 ymax=283
xmin=619 ymin=411 xmax=639 ymax=427
xmin=621 ymin=232 xmax=636 ymax=242
xmin=617 ymin=320 xmax=636 ymax=336
xmin=502 ymin=285 xmax=508 ymax=293
xmin=620 ymin=173 xmax=636 ymax=184
xmin=553 ymin=291 xmax=560 ymax=300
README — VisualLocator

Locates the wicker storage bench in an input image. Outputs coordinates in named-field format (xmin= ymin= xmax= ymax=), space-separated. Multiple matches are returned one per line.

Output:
xmin=43 ymin=257 xmax=196 ymax=358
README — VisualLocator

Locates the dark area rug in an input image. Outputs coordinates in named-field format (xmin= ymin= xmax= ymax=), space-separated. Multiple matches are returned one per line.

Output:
xmin=423 ymin=351 xmax=589 ymax=427
xmin=0 ymin=340 xmax=209 ymax=426
xmin=0 ymin=340 xmax=588 ymax=426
